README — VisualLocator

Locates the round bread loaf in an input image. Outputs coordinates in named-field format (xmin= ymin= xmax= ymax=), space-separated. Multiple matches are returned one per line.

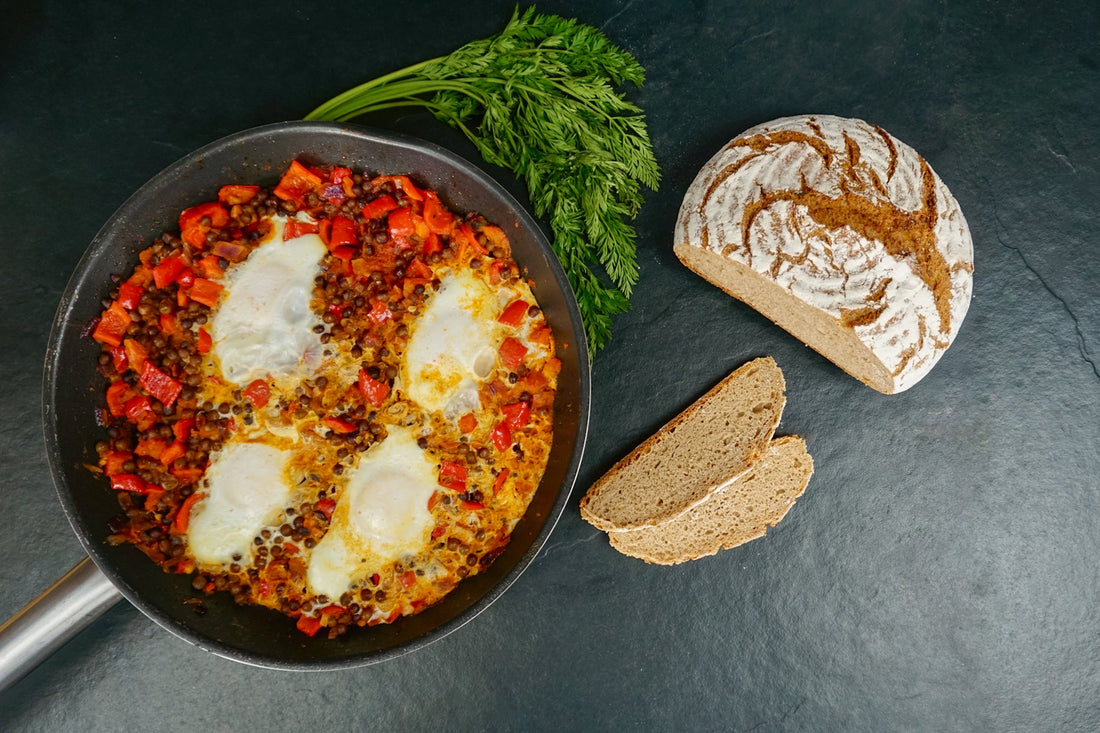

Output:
xmin=675 ymin=115 xmax=974 ymax=394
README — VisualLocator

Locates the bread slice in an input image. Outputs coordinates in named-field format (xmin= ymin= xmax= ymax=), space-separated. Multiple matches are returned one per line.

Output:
xmin=579 ymin=357 xmax=786 ymax=531
xmin=675 ymin=114 xmax=974 ymax=394
xmin=607 ymin=436 xmax=813 ymax=565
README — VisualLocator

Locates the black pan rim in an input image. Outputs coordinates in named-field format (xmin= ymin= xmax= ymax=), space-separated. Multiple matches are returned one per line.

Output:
xmin=42 ymin=120 xmax=591 ymax=670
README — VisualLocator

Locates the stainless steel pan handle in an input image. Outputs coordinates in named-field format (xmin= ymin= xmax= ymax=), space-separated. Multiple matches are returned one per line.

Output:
xmin=0 ymin=557 xmax=123 ymax=692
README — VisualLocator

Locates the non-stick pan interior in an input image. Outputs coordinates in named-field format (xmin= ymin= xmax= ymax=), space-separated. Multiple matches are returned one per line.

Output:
xmin=43 ymin=121 xmax=590 ymax=669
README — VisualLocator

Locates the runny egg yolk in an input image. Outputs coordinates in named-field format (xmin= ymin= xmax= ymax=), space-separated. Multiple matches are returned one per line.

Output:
xmin=187 ymin=442 xmax=294 ymax=566
xmin=211 ymin=217 xmax=326 ymax=387
xmin=306 ymin=425 xmax=438 ymax=600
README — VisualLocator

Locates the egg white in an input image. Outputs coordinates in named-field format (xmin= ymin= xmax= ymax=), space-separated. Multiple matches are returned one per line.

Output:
xmin=187 ymin=441 xmax=294 ymax=566
xmin=306 ymin=425 xmax=438 ymax=600
xmin=211 ymin=217 xmax=326 ymax=386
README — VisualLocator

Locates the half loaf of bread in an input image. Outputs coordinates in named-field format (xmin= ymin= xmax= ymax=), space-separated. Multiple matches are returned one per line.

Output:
xmin=579 ymin=357 xmax=785 ymax=531
xmin=675 ymin=114 xmax=974 ymax=394
xmin=607 ymin=436 xmax=814 ymax=565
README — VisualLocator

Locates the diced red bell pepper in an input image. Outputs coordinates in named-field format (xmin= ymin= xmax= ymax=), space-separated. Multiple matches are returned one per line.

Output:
xmin=171 ymin=465 xmax=204 ymax=486
xmin=174 ymin=491 xmax=205 ymax=533
xmin=179 ymin=201 xmax=229 ymax=232
xmin=499 ymin=337 xmax=528 ymax=372
xmin=124 ymin=395 xmax=158 ymax=430
xmin=399 ymin=570 xmax=417 ymax=589
xmin=438 ymin=461 xmax=468 ymax=491
xmin=316 ymin=497 xmax=336 ymax=521
xmin=501 ymin=401 xmax=531 ymax=430
xmin=110 ymin=474 xmax=147 ymax=494
xmin=427 ymin=491 xmax=443 ymax=511
xmin=458 ymin=413 xmax=478 ymax=434
xmin=388 ymin=207 xmax=418 ymax=238
xmin=491 ymin=422 xmax=512 ymax=451
xmin=152 ymin=256 xmax=188 ymax=289
xmin=422 ymin=232 xmax=443 ymax=257
xmin=296 ymin=614 xmax=322 ymax=637
xmin=487 ymin=259 xmax=508 ymax=285
xmin=361 ymin=194 xmax=398 ymax=220
xmin=273 ymin=160 xmax=323 ymax=202
xmin=283 ymin=219 xmax=320 ymax=241
xmin=172 ymin=418 xmax=195 ymax=442
xmin=358 ymin=369 xmax=390 ymax=408
xmin=196 ymin=256 xmax=224 ymax=279
xmin=189 ymin=278 xmax=223 ymax=308
xmin=329 ymin=166 xmax=352 ymax=184
xmin=92 ymin=301 xmax=131 ymax=347
xmin=139 ymin=360 xmax=182 ymax=408
xmin=218 ymin=185 xmax=260 ymax=205
xmin=406 ymin=258 xmax=433 ymax=280
xmin=422 ymin=191 xmax=454 ymax=234
xmin=106 ymin=381 xmax=133 ymax=417
xmin=196 ymin=328 xmax=212 ymax=354
xmin=367 ymin=299 xmax=392 ymax=324
xmin=123 ymin=338 xmax=148 ymax=374
xmin=135 ymin=437 xmax=169 ymax=460
xmin=103 ymin=450 xmax=132 ymax=476
xmin=160 ymin=440 xmax=186 ymax=467
xmin=321 ymin=416 xmax=357 ymax=434
xmin=373 ymin=175 xmax=424 ymax=201
xmin=492 ymin=468 xmax=511 ymax=495
xmin=459 ymin=500 xmax=485 ymax=511
xmin=498 ymin=299 xmax=530 ymax=327
xmin=107 ymin=345 xmax=127 ymax=374
xmin=242 ymin=379 xmax=270 ymax=409
xmin=454 ymin=224 xmax=488 ymax=260
xmin=328 ymin=216 xmax=358 ymax=248
xmin=117 ymin=282 xmax=144 ymax=311
xmin=158 ymin=313 xmax=179 ymax=337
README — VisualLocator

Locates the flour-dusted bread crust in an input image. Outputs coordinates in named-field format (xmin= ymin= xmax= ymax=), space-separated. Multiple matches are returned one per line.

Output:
xmin=607 ymin=436 xmax=813 ymax=565
xmin=579 ymin=357 xmax=786 ymax=531
xmin=675 ymin=115 xmax=974 ymax=394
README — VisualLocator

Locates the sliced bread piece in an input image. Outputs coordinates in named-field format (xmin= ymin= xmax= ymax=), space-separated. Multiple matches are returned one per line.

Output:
xmin=579 ymin=357 xmax=786 ymax=531
xmin=607 ymin=436 xmax=814 ymax=565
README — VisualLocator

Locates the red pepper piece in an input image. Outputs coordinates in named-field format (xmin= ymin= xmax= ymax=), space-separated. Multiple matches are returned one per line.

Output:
xmin=422 ymin=191 xmax=454 ymax=234
xmin=242 ymin=379 xmax=270 ymax=409
xmin=329 ymin=166 xmax=352 ymax=184
xmin=273 ymin=160 xmax=323 ymax=202
xmin=197 ymin=256 xmax=224 ymax=279
xmin=117 ymin=282 xmax=144 ymax=311
xmin=329 ymin=217 xmax=358 ymax=248
xmin=357 ymin=369 xmax=390 ymax=408
xmin=491 ymin=422 xmax=512 ymax=452
xmin=189 ymin=278 xmax=223 ymax=308
xmin=139 ymin=360 xmax=182 ymax=408
xmin=361 ymin=194 xmax=398 ymax=220
xmin=110 ymin=474 xmax=147 ymax=494
xmin=152 ymin=256 xmax=187 ymax=289
xmin=159 ymin=440 xmax=186 ymax=467
xmin=123 ymin=395 xmax=158 ymax=430
xmin=492 ymin=468 xmax=511 ymax=495
xmin=438 ymin=461 xmax=468 ymax=491
xmin=321 ymin=416 xmax=357 ymax=434
xmin=458 ymin=413 xmax=478 ymax=434
xmin=196 ymin=328 xmax=212 ymax=354
xmin=174 ymin=491 xmax=205 ymax=533
xmin=296 ymin=615 xmax=322 ymax=637
xmin=92 ymin=301 xmax=131 ymax=347
xmin=499 ymin=337 xmax=528 ymax=371
xmin=316 ymin=497 xmax=336 ymax=520
xmin=283 ymin=219 xmax=319 ymax=241
xmin=367 ymin=299 xmax=392 ymax=325
xmin=405 ymin=257 xmax=433 ymax=280
xmin=501 ymin=401 xmax=531 ymax=430
xmin=107 ymin=345 xmax=127 ymax=374
xmin=103 ymin=451 xmax=132 ymax=476
xmin=106 ymin=381 xmax=132 ymax=417
xmin=179 ymin=201 xmax=229 ymax=232
xmin=399 ymin=571 xmax=417 ymax=589
xmin=498 ymin=299 xmax=530 ymax=327
xmin=135 ymin=437 xmax=169 ymax=460
xmin=171 ymin=466 xmax=204 ymax=486
xmin=454 ymin=224 xmax=488 ymax=260
xmin=388 ymin=207 xmax=418 ymax=238
xmin=172 ymin=418 xmax=195 ymax=442
xmin=460 ymin=500 xmax=485 ymax=511
xmin=218 ymin=185 xmax=260 ymax=205
xmin=422 ymin=232 xmax=443 ymax=257
xmin=373 ymin=175 xmax=424 ymax=201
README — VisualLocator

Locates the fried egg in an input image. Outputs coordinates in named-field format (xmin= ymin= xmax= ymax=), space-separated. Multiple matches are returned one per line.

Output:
xmin=187 ymin=442 xmax=294 ymax=566
xmin=402 ymin=269 xmax=508 ymax=417
xmin=306 ymin=425 xmax=438 ymax=600
xmin=211 ymin=217 xmax=326 ymax=386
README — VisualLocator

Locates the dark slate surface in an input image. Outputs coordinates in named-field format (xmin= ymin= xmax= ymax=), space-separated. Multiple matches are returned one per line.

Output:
xmin=2 ymin=1 xmax=1097 ymax=730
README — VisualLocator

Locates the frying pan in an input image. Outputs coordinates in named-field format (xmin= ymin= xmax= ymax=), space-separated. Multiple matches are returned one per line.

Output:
xmin=0 ymin=121 xmax=590 ymax=686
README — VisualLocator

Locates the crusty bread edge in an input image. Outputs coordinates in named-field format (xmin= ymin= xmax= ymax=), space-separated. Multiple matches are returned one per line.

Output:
xmin=607 ymin=435 xmax=815 ymax=565
xmin=578 ymin=357 xmax=785 ymax=531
